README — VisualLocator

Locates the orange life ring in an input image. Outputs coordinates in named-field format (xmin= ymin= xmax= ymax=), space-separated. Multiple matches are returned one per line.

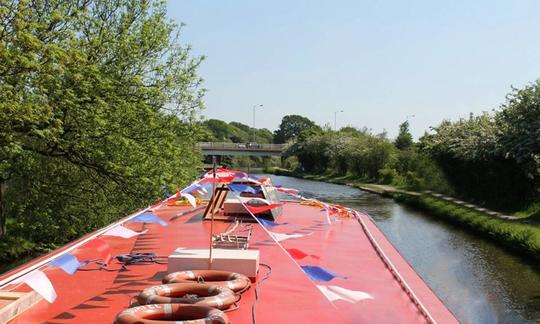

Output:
xmin=162 ymin=270 xmax=251 ymax=293
xmin=137 ymin=283 xmax=237 ymax=310
xmin=115 ymin=304 xmax=229 ymax=324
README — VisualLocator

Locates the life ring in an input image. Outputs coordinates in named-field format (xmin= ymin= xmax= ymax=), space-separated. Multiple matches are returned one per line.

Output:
xmin=115 ymin=304 xmax=229 ymax=324
xmin=162 ymin=270 xmax=251 ymax=293
xmin=137 ymin=283 xmax=237 ymax=310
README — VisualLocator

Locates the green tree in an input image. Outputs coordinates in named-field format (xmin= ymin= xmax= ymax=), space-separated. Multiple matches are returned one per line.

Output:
xmin=394 ymin=121 xmax=414 ymax=150
xmin=0 ymin=0 xmax=204 ymax=259
xmin=273 ymin=115 xmax=321 ymax=143
xmin=496 ymin=82 xmax=540 ymax=180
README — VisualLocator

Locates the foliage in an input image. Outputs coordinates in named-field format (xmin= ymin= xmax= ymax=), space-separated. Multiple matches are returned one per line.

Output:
xmin=288 ymin=127 xmax=399 ymax=181
xmin=0 ymin=0 xmax=204 ymax=262
xmin=422 ymin=87 xmax=540 ymax=208
xmin=496 ymin=82 xmax=540 ymax=181
xmin=394 ymin=121 xmax=414 ymax=150
xmin=273 ymin=115 xmax=321 ymax=144
xmin=203 ymin=120 xmax=273 ymax=144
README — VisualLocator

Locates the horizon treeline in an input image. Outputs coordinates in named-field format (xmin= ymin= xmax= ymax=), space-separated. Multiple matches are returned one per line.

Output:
xmin=202 ymin=84 xmax=539 ymax=215
xmin=0 ymin=1 xmax=205 ymax=265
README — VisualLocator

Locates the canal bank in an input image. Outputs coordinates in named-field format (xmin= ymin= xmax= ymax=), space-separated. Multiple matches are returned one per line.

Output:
xmin=272 ymin=168 xmax=540 ymax=262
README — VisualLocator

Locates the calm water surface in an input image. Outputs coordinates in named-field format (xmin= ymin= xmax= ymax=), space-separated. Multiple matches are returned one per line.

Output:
xmin=267 ymin=175 xmax=540 ymax=324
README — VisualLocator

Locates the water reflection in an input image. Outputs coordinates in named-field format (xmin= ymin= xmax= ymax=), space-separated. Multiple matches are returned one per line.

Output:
xmin=268 ymin=175 xmax=540 ymax=324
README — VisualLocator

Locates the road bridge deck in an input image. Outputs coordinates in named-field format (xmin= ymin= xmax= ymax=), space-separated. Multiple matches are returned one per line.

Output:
xmin=199 ymin=142 xmax=285 ymax=156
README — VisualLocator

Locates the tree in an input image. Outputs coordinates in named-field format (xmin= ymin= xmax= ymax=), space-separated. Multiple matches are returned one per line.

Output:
xmin=496 ymin=82 xmax=540 ymax=180
xmin=394 ymin=121 xmax=414 ymax=150
xmin=0 ymin=0 xmax=204 ymax=259
xmin=273 ymin=115 xmax=321 ymax=143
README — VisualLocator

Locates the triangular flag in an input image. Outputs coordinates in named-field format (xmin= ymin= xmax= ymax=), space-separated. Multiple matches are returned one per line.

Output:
xmin=48 ymin=253 xmax=82 ymax=275
xmin=316 ymin=285 xmax=374 ymax=303
xmin=286 ymin=248 xmax=320 ymax=260
xmin=269 ymin=231 xmax=309 ymax=242
xmin=233 ymin=172 xmax=248 ymax=179
xmin=276 ymin=187 xmax=300 ymax=196
xmin=228 ymin=184 xmax=260 ymax=194
xmin=199 ymin=176 xmax=234 ymax=184
xmin=182 ymin=193 xmax=197 ymax=208
xmin=102 ymin=225 xmax=148 ymax=238
xmin=246 ymin=203 xmax=282 ymax=214
xmin=79 ymin=239 xmax=112 ymax=264
xmin=300 ymin=266 xmax=346 ymax=282
xmin=257 ymin=218 xmax=287 ymax=227
xmin=181 ymin=184 xmax=201 ymax=194
xmin=12 ymin=270 xmax=57 ymax=303
xmin=129 ymin=211 xmax=168 ymax=227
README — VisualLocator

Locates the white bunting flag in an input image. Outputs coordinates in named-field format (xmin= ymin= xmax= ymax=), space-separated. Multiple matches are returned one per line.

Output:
xmin=316 ymin=285 xmax=374 ymax=303
xmin=12 ymin=270 xmax=57 ymax=303
xmin=182 ymin=193 xmax=197 ymax=208
xmin=102 ymin=225 xmax=148 ymax=238
xmin=269 ymin=231 xmax=312 ymax=242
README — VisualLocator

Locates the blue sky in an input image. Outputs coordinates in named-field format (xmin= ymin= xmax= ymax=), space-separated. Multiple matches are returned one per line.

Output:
xmin=167 ymin=1 xmax=540 ymax=138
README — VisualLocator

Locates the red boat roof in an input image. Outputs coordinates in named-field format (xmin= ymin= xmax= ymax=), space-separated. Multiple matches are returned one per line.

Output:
xmin=1 ymin=194 xmax=458 ymax=323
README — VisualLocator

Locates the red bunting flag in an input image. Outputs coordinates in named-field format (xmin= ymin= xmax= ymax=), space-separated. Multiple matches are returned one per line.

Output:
xmin=286 ymin=248 xmax=321 ymax=260
xmin=77 ymin=239 xmax=112 ymax=264
xmin=199 ymin=176 xmax=235 ymax=184
xmin=245 ymin=203 xmax=282 ymax=214
xmin=276 ymin=187 xmax=300 ymax=196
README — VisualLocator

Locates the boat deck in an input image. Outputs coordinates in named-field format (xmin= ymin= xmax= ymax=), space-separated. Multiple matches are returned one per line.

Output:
xmin=1 ymin=200 xmax=458 ymax=323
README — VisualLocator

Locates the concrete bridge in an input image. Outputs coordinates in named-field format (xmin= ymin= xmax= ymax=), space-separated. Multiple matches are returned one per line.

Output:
xmin=199 ymin=142 xmax=285 ymax=156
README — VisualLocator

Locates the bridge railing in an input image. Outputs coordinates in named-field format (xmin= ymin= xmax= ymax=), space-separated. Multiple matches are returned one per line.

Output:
xmin=199 ymin=142 xmax=286 ymax=152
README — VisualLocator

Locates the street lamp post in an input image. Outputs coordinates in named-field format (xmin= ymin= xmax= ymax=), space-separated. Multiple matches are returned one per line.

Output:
xmin=252 ymin=104 xmax=263 ymax=143
xmin=334 ymin=110 xmax=344 ymax=131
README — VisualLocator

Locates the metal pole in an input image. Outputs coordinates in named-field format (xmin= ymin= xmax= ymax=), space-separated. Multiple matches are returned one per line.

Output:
xmin=208 ymin=155 xmax=216 ymax=269
xmin=334 ymin=110 xmax=344 ymax=131
xmin=252 ymin=104 xmax=262 ymax=143
xmin=253 ymin=106 xmax=256 ymax=143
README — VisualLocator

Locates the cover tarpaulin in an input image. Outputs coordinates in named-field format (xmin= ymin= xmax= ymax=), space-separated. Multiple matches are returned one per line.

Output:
xmin=12 ymin=270 xmax=57 ymax=303
xmin=129 ymin=211 xmax=168 ymax=227
xmin=48 ymin=254 xmax=82 ymax=275
xmin=3 ymin=179 xmax=458 ymax=324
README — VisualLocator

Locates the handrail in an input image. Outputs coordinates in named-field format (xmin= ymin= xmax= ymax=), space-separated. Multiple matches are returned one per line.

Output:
xmin=355 ymin=211 xmax=437 ymax=324
xmin=199 ymin=142 xmax=285 ymax=151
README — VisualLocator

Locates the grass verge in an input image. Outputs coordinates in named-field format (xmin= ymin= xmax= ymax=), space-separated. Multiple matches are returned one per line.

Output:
xmin=395 ymin=193 xmax=540 ymax=261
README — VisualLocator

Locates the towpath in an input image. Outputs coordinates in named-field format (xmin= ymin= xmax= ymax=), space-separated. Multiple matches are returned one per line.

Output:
xmin=352 ymin=183 xmax=540 ymax=226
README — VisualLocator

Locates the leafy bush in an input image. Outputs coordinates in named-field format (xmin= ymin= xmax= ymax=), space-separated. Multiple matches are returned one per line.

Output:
xmin=378 ymin=168 xmax=400 ymax=185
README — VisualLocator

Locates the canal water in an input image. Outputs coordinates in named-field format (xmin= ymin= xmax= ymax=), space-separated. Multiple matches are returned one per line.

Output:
xmin=267 ymin=174 xmax=540 ymax=324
